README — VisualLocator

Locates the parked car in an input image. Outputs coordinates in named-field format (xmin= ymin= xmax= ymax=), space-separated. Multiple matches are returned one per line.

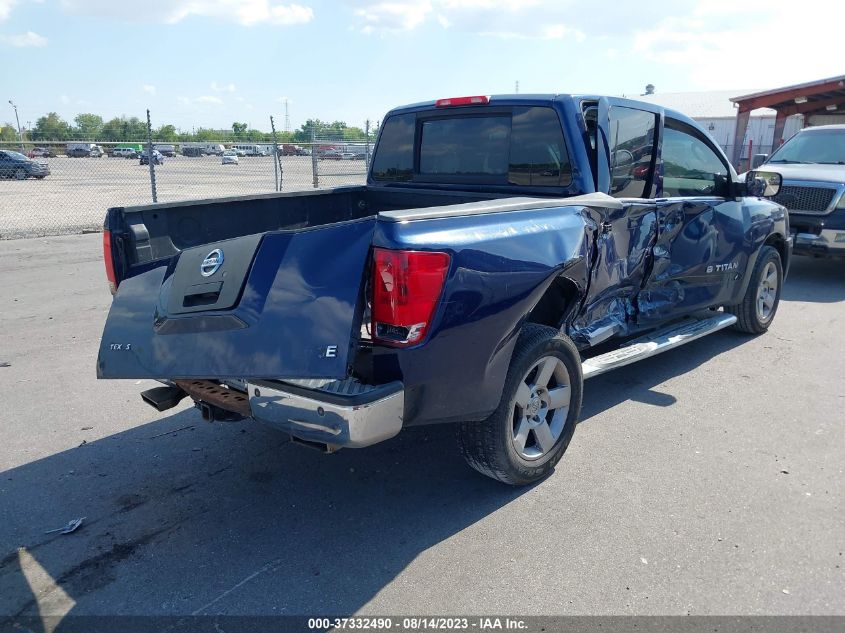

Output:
xmin=139 ymin=149 xmax=164 ymax=165
xmin=67 ymin=143 xmax=104 ymax=157
xmin=228 ymin=147 xmax=246 ymax=157
xmin=112 ymin=147 xmax=139 ymax=159
xmin=741 ymin=125 xmax=845 ymax=258
xmin=221 ymin=150 xmax=239 ymax=165
xmin=28 ymin=147 xmax=56 ymax=158
xmin=98 ymin=94 xmax=790 ymax=486
xmin=154 ymin=144 xmax=177 ymax=157
xmin=0 ymin=150 xmax=50 ymax=179
xmin=320 ymin=149 xmax=344 ymax=160
xmin=181 ymin=146 xmax=204 ymax=157
xmin=281 ymin=144 xmax=308 ymax=156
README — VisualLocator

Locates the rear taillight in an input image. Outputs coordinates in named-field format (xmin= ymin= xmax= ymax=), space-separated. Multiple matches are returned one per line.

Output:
xmin=103 ymin=230 xmax=117 ymax=295
xmin=371 ymin=248 xmax=450 ymax=346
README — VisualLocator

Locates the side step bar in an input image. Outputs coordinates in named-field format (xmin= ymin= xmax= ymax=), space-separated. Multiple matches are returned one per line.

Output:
xmin=581 ymin=313 xmax=737 ymax=380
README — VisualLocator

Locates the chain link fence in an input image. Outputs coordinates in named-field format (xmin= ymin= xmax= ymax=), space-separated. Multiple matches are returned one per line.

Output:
xmin=0 ymin=124 xmax=776 ymax=240
xmin=0 ymin=117 xmax=372 ymax=239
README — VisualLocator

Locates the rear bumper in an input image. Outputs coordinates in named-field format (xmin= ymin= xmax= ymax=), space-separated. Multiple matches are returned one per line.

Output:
xmin=247 ymin=379 xmax=404 ymax=449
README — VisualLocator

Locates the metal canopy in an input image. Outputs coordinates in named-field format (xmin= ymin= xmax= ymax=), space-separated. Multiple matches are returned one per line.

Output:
xmin=730 ymin=75 xmax=845 ymax=165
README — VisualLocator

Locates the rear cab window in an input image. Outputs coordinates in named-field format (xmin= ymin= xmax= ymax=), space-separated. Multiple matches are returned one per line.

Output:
xmin=371 ymin=106 xmax=572 ymax=187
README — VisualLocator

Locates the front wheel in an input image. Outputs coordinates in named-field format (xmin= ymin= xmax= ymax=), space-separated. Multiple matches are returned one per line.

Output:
xmin=725 ymin=245 xmax=783 ymax=334
xmin=458 ymin=324 xmax=583 ymax=485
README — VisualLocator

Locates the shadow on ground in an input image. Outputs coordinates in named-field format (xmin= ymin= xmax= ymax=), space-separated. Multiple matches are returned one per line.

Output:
xmin=0 ymin=407 xmax=528 ymax=625
xmin=0 ymin=333 xmax=759 ymax=627
xmin=4 ymin=256 xmax=836 ymax=626
xmin=782 ymin=256 xmax=845 ymax=303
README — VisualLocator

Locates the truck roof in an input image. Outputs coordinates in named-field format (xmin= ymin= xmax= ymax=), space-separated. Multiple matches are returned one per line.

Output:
xmin=385 ymin=93 xmax=700 ymax=131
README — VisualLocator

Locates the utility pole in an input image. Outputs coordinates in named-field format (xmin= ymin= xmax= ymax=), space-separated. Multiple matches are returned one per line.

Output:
xmin=8 ymin=100 xmax=24 ymax=152
xmin=146 ymin=109 xmax=157 ymax=203
xmin=515 ymin=81 xmax=519 ymax=94
xmin=284 ymin=99 xmax=291 ymax=133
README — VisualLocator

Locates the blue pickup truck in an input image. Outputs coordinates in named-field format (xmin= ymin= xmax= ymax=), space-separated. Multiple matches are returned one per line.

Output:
xmin=97 ymin=94 xmax=790 ymax=485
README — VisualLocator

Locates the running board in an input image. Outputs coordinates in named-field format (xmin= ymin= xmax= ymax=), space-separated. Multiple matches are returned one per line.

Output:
xmin=581 ymin=313 xmax=737 ymax=380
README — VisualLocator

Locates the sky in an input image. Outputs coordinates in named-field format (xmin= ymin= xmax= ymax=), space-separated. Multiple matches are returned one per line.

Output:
xmin=1 ymin=0 xmax=843 ymax=133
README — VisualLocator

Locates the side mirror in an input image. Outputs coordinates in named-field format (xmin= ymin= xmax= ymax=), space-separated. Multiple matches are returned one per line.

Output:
xmin=746 ymin=170 xmax=782 ymax=197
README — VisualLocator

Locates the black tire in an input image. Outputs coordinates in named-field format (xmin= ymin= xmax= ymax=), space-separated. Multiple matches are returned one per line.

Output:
xmin=725 ymin=245 xmax=783 ymax=334
xmin=457 ymin=324 xmax=583 ymax=485
xmin=14 ymin=168 xmax=27 ymax=180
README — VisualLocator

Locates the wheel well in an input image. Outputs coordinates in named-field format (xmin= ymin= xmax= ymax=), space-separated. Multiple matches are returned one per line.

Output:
xmin=527 ymin=277 xmax=581 ymax=329
xmin=765 ymin=233 xmax=788 ymax=267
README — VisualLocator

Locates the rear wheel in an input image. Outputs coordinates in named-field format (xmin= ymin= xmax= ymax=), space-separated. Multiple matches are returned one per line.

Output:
xmin=726 ymin=245 xmax=783 ymax=334
xmin=458 ymin=324 xmax=583 ymax=485
xmin=14 ymin=168 xmax=27 ymax=180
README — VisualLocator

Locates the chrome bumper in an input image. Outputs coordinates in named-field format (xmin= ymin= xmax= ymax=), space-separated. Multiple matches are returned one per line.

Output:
xmin=793 ymin=230 xmax=845 ymax=256
xmin=246 ymin=379 xmax=404 ymax=449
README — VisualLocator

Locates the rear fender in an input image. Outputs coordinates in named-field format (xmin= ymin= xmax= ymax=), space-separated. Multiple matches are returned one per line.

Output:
xmin=369 ymin=205 xmax=596 ymax=425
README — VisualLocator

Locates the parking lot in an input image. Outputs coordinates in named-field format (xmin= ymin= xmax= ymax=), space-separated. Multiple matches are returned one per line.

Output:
xmin=0 ymin=234 xmax=842 ymax=620
xmin=0 ymin=155 xmax=366 ymax=239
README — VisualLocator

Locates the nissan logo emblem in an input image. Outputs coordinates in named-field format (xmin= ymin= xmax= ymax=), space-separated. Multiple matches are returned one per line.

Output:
xmin=200 ymin=249 xmax=224 ymax=277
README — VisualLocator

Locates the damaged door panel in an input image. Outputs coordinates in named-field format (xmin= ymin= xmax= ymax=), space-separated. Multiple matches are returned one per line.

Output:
xmin=570 ymin=201 xmax=658 ymax=346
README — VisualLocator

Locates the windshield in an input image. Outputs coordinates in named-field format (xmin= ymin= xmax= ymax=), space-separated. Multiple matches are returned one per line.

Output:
xmin=768 ymin=130 xmax=845 ymax=164
xmin=4 ymin=151 xmax=28 ymax=161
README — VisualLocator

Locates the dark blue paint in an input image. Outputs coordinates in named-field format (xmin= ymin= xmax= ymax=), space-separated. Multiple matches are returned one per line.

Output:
xmin=99 ymin=94 xmax=790 ymax=427
xmin=97 ymin=218 xmax=375 ymax=379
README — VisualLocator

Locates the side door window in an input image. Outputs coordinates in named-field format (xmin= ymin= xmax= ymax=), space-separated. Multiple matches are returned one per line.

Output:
xmin=608 ymin=106 xmax=657 ymax=198
xmin=661 ymin=122 xmax=728 ymax=197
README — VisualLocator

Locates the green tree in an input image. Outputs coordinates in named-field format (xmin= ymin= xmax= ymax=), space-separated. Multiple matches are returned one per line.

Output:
xmin=193 ymin=128 xmax=219 ymax=141
xmin=74 ymin=113 xmax=104 ymax=139
xmin=232 ymin=122 xmax=247 ymax=138
xmin=155 ymin=124 xmax=178 ymax=141
xmin=32 ymin=112 xmax=71 ymax=141
xmin=0 ymin=124 xmax=18 ymax=142
xmin=100 ymin=116 xmax=147 ymax=141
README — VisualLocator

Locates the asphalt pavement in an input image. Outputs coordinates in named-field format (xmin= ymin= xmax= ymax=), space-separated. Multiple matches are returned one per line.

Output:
xmin=0 ymin=234 xmax=842 ymax=619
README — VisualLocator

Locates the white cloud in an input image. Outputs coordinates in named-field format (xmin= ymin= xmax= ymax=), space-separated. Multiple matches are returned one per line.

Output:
xmin=59 ymin=94 xmax=70 ymax=104
xmin=351 ymin=0 xmax=585 ymax=40
xmin=211 ymin=81 xmax=236 ymax=93
xmin=176 ymin=96 xmax=191 ymax=106
xmin=142 ymin=84 xmax=156 ymax=95
xmin=479 ymin=23 xmax=584 ymax=41
xmin=0 ymin=0 xmax=19 ymax=21
xmin=58 ymin=0 xmax=314 ymax=26
xmin=632 ymin=1 xmax=845 ymax=89
xmin=1 ymin=30 xmax=47 ymax=46
xmin=196 ymin=95 xmax=223 ymax=104
xmin=355 ymin=1 xmax=433 ymax=33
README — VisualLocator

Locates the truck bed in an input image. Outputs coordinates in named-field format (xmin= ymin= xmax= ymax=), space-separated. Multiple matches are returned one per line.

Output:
xmin=113 ymin=186 xmax=513 ymax=269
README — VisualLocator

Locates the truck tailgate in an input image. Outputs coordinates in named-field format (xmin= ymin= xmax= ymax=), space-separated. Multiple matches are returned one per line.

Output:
xmin=97 ymin=218 xmax=375 ymax=380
